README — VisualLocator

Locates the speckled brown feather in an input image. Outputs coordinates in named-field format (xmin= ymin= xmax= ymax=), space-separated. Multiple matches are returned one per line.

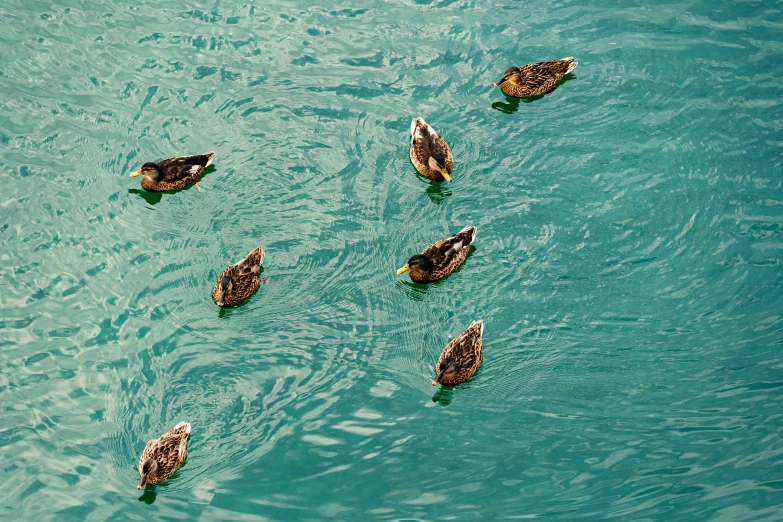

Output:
xmin=139 ymin=152 xmax=215 ymax=191
xmin=212 ymin=246 xmax=265 ymax=307
xmin=409 ymin=117 xmax=453 ymax=182
xmin=137 ymin=421 xmax=191 ymax=486
xmin=435 ymin=321 xmax=484 ymax=386
xmin=497 ymin=58 xmax=577 ymax=98
xmin=407 ymin=226 xmax=477 ymax=283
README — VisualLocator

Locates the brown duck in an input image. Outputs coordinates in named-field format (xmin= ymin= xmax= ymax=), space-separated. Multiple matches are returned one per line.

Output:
xmin=213 ymin=247 xmax=265 ymax=307
xmin=137 ymin=421 xmax=191 ymax=489
xmin=433 ymin=320 xmax=484 ymax=386
xmin=409 ymin=117 xmax=453 ymax=182
xmin=129 ymin=152 xmax=215 ymax=192
xmin=397 ymin=226 xmax=476 ymax=283
xmin=493 ymin=58 xmax=577 ymax=97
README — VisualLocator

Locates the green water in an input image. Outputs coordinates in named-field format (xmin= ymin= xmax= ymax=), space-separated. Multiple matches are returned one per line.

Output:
xmin=2 ymin=0 xmax=783 ymax=519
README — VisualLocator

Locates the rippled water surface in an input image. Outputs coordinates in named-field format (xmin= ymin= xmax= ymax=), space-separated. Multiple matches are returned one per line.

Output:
xmin=2 ymin=0 xmax=783 ymax=519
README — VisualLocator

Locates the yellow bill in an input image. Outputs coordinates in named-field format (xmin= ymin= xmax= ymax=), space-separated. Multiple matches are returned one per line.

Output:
xmin=396 ymin=264 xmax=410 ymax=274
xmin=440 ymin=169 xmax=452 ymax=182
xmin=129 ymin=168 xmax=143 ymax=177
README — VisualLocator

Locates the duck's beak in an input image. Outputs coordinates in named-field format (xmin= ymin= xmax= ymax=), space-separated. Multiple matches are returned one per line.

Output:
xmin=217 ymin=291 xmax=225 ymax=306
xmin=440 ymin=169 xmax=452 ymax=182
xmin=129 ymin=168 xmax=143 ymax=177
xmin=396 ymin=264 xmax=410 ymax=274
xmin=137 ymin=479 xmax=145 ymax=490
xmin=493 ymin=74 xmax=508 ymax=87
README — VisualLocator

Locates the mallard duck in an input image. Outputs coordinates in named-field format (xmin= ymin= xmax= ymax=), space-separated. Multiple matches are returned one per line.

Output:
xmin=137 ymin=421 xmax=191 ymax=489
xmin=396 ymin=226 xmax=476 ymax=283
xmin=493 ymin=58 xmax=577 ymax=97
xmin=409 ymin=117 xmax=453 ymax=182
xmin=434 ymin=320 xmax=483 ymax=386
xmin=213 ymin=247 xmax=265 ymax=307
xmin=129 ymin=152 xmax=215 ymax=192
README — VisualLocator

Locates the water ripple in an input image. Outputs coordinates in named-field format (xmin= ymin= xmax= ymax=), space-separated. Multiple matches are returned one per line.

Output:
xmin=1 ymin=0 xmax=782 ymax=519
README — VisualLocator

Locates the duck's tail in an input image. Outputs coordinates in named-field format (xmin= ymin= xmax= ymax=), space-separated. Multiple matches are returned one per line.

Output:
xmin=410 ymin=117 xmax=423 ymax=138
xmin=172 ymin=421 xmax=192 ymax=435
xmin=458 ymin=225 xmax=478 ymax=245
xmin=447 ymin=226 xmax=477 ymax=253
xmin=561 ymin=57 xmax=578 ymax=73
xmin=469 ymin=319 xmax=484 ymax=336
xmin=411 ymin=117 xmax=440 ymax=141
xmin=243 ymin=246 xmax=265 ymax=272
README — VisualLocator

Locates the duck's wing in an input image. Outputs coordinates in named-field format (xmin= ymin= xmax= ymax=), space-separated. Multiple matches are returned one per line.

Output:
xmin=442 ymin=320 xmax=484 ymax=368
xmin=519 ymin=59 xmax=576 ymax=91
xmin=213 ymin=265 xmax=233 ymax=303
xmin=411 ymin=119 xmax=434 ymax=162
xmin=424 ymin=226 xmax=477 ymax=268
xmin=232 ymin=268 xmax=261 ymax=299
xmin=427 ymin=132 xmax=453 ymax=171
xmin=138 ymin=440 xmax=156 ymax=470
xmin=217 ymin=251 xmax=263 ymax=302
xmin=154 ymin=430 xmax=189 ymax=478
xmin=157 ymin=153 xmax=216 ymax=184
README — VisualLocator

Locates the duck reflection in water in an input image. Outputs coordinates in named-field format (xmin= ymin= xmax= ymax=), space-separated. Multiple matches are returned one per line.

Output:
xmin=432 ymin=386 xmax=454 ymax=406
xmin=425 ymin=182 xmax=452 ymax=204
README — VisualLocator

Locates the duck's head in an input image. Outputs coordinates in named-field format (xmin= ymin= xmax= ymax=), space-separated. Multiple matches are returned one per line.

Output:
xmin=494 ymin=66 xmax=520 ymax=86
xmin=216 ymin=276 xmax=233 ymax=306
xmin=138 ymin=458 xmax=158 ymax=489
xmin=427 ymin=153 xmax=452 ymax=182
xmin=129 ymin=162 xmax=162 ymax=181
xmin=433 ymin=357 xmax=457 ymax=386
xmin=397 ymin=254 xmax=434 ymax=275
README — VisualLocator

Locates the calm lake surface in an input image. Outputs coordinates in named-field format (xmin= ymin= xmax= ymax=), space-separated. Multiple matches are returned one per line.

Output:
xmin=1 ymin=0 xmax=782 ymax=519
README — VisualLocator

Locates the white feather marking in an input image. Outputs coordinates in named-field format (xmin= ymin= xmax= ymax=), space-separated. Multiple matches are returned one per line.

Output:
xmin=470 ymin=320 xmax=484 ymax=335
xmin=188 ymin=165 xmax=200 ymax=174
xmin=452 ymin=241 xmax=463 ymax=251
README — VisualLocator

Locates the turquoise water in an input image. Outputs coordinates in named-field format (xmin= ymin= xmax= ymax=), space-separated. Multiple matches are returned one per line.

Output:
xmin=1 ymin=0 xmax=783 ymax=519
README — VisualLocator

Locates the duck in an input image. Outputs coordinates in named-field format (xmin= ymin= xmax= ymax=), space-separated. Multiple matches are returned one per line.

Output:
xmin=493 ymin=58 xmax=577 ymax=98
xmin=397 ymin=226 xmax=476 ymax=283
xmin=213 ymin=247 xmax=265 ymax=307
xmin=129 ymin=152 xmax=215 ymax=192
xmin=433 ymin=320 xmax=484 ymax=386
xmin=137 ymin=421 xmax=191 ymax=489
xmin=409 ymin=117 xmax=453 ymax=182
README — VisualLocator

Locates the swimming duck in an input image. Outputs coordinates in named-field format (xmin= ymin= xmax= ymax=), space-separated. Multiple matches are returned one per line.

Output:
xmin=129 ymin=152 xmax=215 ymax=192
xmin=493 ymin=58 xmax=577 ymax=97
xmin=397 ymin=226 xmax=476 ymax=283
xmin=409 ymin=117 xmax=453 ymax=182
xmin=213 ymin=247 xmax=265 ymax=307
xmin=137 ymin=421 xmax=191 ymax=489
xmin=433 ymin=320 xmax=483 ymax=386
